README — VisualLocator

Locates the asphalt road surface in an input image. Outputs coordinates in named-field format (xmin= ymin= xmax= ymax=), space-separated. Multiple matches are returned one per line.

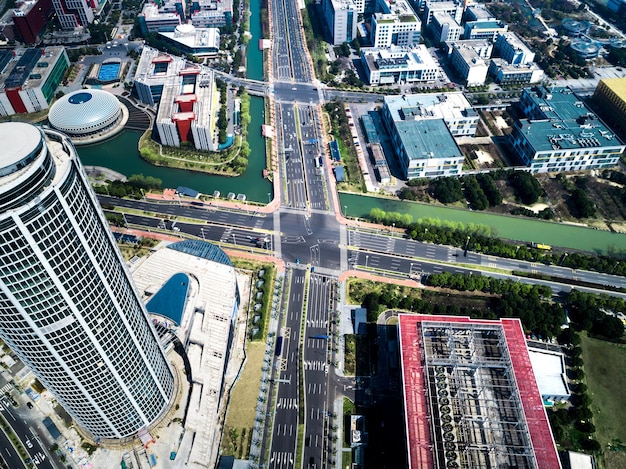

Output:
xmin=268 ymin=269 xmax=306 ymax=469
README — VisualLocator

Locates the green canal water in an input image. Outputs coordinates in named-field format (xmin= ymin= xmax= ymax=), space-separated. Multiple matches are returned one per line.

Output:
xmin=78 ymin=0 xmax=269 ymax=202
xmin=245 ymin=0 xmax=264 ymax=81
xmin=77 ymin=0 xmax=626 ymax=254
xmin=339 ymin=192 xmax=626 ymax=255
xmin=79 ymin=95 xmax=271 ymax=202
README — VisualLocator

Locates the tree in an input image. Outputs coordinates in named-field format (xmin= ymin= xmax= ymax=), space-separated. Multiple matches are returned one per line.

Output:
xmin=579 ymin=438 xmax=601 ymax=451
xmin=398 ymin=187 xmax=417 ymax=201
xmin=508 ymin=171 xmax=542 ymax=205
xmin=429 ymin=177 xmax=464 ymax=204
xmin=569 ymin=188 xmax=596 ymax=218
xmin=476 ymin=173 xmax=502 ymax=206
xmin=476 ymin=94 xmax=490 ymax=105
xmin=462 ymin=175 xmax=489 ymax=210
xmin=591 ymin=314 xmax=624 ymax=340
xmin=558 ymin=327 xmax=580 ymax=345
xmin=336 ymin=42 xmax=351 ymax=58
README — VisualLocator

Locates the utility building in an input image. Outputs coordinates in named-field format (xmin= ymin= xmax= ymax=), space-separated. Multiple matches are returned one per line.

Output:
xmin=398 ymin=314 xmax=562 ymax=469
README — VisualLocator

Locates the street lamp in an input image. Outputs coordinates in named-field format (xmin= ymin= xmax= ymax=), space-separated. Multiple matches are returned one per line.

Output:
xmin=365 ymin=255 xmax=369 ymax=269
xmin=344 ymin=205 xmax=348 ymax=218
xmin=267 ymin=192 xmax=272 ymax=204
xmin=232 ymin=233 xmax=237 ymax=246
xmin=200 ymin=228 xmax=205 ymax=240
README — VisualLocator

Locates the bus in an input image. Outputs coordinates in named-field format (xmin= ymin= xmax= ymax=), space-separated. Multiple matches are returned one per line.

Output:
xmin=275 ymin=336 xmax=283 ymax=356
xmin=530 ymin=242 xmax=552 ymax=251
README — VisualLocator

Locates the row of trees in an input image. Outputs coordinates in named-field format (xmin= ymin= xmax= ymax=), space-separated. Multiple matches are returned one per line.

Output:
xmin=423 ymin=273 xmax=563 ymax=338
xmin=423 ymin=271 xmax=625 ymax=341
xmin=94 ymin=174 xmax=162 ymax=199
xmin=422 ymin=170 xmax=544 ymax=211
xmin=565 ymin=290 xmax=625 ymax=340
xmin=548 ymin=329 xmax=600 ymax=452
xmin=229 ymin=89 xmax=251 ymax=174
xmin=216 ymin=80 xmax=229 ymax=144
xmin=367 ymin=207 xmax=626 ymax=276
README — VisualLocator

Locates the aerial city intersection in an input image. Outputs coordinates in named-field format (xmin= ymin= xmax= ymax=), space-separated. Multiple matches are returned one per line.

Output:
xmin=1 ymin=0 xmax=626 ymax=467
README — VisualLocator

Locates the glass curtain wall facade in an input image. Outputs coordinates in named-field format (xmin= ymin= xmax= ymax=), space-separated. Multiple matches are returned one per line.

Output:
xmin=0 ymin=123 xmax=174 ymax=440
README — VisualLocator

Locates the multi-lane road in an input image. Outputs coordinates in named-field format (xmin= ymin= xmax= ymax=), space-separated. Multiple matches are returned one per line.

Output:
xmin=99 ymin=1 xmax=626 ymax=468
xmin=0 ymin=396 xmax=57 ymax=469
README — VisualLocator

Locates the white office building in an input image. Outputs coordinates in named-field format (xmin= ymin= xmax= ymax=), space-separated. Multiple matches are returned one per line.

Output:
xmin=464 ymin=19 xmax=507 ymax=40
xmin=382 ymin=94 xmax=466 ymax=178
xmin=431 ymin=12 xmax=463 ymax=43
xmin=0 ymin=123 xmax=174 ymax=440
xmin=361 ymin=45 xmax=438 ymax=85
xmin=370 ymin=14 xmax=421 ymax=47
xmin=52 ymin=0 xmax=94 ymax=29
xmin=370 ymin=0 xmax=421 ymax=47
xmin=510 ymin=86 xmax=626 ymax=173
xmin=423 ymin=1 xmax=463 ymax=26
xmin=449 ymin=42 xmax=489 ymax=86
xmin=463 ymin=4 xmax=495 ymax=22
xmin=495 ymin=32 xmax=535 ymax=65
xmin=488 ymin=59 xmax=544 ymax=85
xmin=322 ymin=0 xmax=358 ymax=45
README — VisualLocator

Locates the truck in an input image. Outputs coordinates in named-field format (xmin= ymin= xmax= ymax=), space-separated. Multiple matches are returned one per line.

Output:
xmin=530 ymin=242 xmax=551 ymax=251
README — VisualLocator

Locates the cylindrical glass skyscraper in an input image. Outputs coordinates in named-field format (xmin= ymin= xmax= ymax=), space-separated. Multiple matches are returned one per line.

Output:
xmin=0 ymin=123 xmax=174 ymax=440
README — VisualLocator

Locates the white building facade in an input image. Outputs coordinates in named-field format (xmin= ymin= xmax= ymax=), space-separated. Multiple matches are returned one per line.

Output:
xmin=361 ymin=45 xmax=438 ymax=85
xmin=370 ymin=13 xmax=421 ymax=47
xmin=322 ymin=0 xmax=358 ymax=45
xmin=0 ymin=123 xmax=174 ymax=440
xmin=370 ymin=0 xmax=421 ymax=47
xmin=449 ymin=43 xmax=489 ymax=86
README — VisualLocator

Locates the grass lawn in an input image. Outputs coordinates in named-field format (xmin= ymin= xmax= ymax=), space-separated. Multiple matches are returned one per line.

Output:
xmin=221 ymin=341 xmax=265 ymax=458
xmin=581 ymin=334 xmax=626 ymax=469
xmin=344 ymin=334 xmax=356 ymax=375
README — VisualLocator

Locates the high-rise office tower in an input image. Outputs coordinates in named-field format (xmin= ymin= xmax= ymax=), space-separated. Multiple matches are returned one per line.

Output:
xmin=0 ymin=123 xmax=174 ymax=440
xmin=52 ymin=0 xmax=94 ymax=29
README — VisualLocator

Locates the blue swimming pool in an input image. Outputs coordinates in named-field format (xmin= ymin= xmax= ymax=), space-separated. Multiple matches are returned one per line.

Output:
xmin=146 ymin=272 xmax=189 ymax=325
xmin=98 ymin=62 xmax=120 ymax=81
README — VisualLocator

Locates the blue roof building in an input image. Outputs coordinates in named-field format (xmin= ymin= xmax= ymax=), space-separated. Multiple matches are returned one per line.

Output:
xmin=510 ymin=86 xmax=625 ymax=173
xmin=334 ymin=165 xmax=346 ymax=182
xmin=177 ymin=186 xmax=200 ymax=198
xmin=381 ymin=93 xmax=473 ymax=179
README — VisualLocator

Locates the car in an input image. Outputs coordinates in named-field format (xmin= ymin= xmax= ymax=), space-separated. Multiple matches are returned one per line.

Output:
xmin=26 ymin=402 xmax=33 ymax=409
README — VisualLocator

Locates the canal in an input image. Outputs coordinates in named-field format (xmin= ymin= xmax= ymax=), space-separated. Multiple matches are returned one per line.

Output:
xmin=77 ymin=0 xmax=626 ymax=254
xmin=78 ymin=0 xmax=270 ymax=202
xmin=339 ymin=192 xmax=626 ymax=254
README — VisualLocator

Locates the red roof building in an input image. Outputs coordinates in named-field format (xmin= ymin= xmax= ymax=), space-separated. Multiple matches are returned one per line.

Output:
xmin=398 ymin=314 xmax=562 ymax=469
